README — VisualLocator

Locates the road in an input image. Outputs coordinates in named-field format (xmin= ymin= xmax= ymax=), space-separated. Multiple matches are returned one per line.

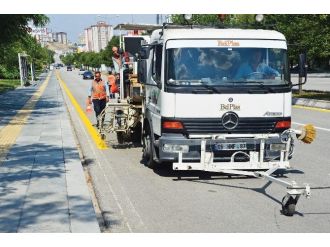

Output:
xmin=58 ymin=68 xmax=330 ymax=232
xmin=291 ymin=74 xmax=330 ymax=91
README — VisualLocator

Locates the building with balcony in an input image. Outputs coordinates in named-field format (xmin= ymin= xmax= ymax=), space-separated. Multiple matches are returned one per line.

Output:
xmin=84 ymin=21 xmax=113 ymax=52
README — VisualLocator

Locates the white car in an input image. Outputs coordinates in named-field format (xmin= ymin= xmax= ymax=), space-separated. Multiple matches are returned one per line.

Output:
xmin=78 ymin=68 xmax=85 ymax=75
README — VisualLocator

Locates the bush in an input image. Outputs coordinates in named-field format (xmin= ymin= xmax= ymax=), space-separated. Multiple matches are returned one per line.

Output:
xmin=0 ymin=65 xmax=20 ymax=79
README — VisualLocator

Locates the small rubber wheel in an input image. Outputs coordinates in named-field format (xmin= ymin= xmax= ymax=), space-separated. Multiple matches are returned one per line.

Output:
xmin=117 ymin=132 xmax=125 ymax=144
xmin=282 ymin=196 xmax=296 ymax=216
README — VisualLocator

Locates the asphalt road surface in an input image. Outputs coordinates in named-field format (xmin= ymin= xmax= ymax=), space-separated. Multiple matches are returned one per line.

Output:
xmin=58 ymin=68 xmax=330 ymax=233
xmin=291 ymin=74 xmax=330 ymax=91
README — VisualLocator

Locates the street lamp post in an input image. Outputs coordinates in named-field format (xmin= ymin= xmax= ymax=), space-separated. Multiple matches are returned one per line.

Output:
xmin=18 ymin=53 xmax=24 ymax=87
xmin=119 ymin=24 xmax=122 ymax=50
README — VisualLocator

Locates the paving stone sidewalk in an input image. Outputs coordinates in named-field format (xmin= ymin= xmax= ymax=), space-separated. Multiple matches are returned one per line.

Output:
xmin=0 ymin=71 xmax=100 ymax=232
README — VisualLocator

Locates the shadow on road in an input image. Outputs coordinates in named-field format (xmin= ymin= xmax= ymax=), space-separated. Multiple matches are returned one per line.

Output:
xmin=0 ymin=78 xmax=59 ymax=128
xmin=148 ymin=163 xmax=314 ymax=216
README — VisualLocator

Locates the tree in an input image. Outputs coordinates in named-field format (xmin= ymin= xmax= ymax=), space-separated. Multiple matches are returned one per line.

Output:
xmin=0 ymin=36 xmax=54 ymax=79
xmin=0 ymin=14 xmax=51 ymax=79
xmin=171 ymin=14 xmax=225 ymax=26
xmin=60 ymin=36 xmax=121 ymax=70
xmin=171 ymin=14 xmax=330 ymax=70
xmin=231 ymin=15 xmax=330 ymax=70
xmin=0 ymin=15 xmax=49 ymax=44
xmin=61 ymin=53 xmax=75 ymax=65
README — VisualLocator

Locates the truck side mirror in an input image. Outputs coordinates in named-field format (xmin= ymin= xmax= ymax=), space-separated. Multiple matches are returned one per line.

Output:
xmin=138 ymin=59 xmax=147 ymax=84
xmin=291 ymin=53 xmax=308 ymax=87
xmin=298 ymin=53 xmax=307 ymax=80
xmin=139 ymin=46 xmax=151 ymax=59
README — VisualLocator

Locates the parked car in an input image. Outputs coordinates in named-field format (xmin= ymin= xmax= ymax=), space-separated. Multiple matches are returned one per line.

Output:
xmin=83 ymin=71 xmax=94 ymax=79
xmin=79 ymin=68 xmax=85 ymax=75
xmin=67 ymin=65 xmax=72 ymax=71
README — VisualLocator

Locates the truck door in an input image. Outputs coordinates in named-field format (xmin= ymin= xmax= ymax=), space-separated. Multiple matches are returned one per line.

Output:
xmin=145 ymin=44 xmax=162 ymax=136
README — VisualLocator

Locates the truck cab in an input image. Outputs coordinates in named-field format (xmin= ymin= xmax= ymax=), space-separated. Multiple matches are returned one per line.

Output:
xmin=139 ymin=27 xmax=294 ymax=171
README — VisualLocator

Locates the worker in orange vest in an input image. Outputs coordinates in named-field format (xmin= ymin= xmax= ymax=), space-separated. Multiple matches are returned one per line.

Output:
xmin=107 ymin=70 xmax=119 ymax=98
xmin=87 ymin=71 xmax=109 ymax=127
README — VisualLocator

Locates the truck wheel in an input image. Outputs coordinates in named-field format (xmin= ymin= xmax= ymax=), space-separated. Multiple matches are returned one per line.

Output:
xmin=131 ymin=122 xmax=142 ymax=145
xmin=142 ymin=128 xmax=157 ymax=169
xmin=281 ymin=196 xmax=296 ymax=216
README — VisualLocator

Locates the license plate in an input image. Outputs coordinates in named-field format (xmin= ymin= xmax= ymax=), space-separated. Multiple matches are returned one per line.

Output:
xmin=214 ymin=142 xmax=247 ymax=151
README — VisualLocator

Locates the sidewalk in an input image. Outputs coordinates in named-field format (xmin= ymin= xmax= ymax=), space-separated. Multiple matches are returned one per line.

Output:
xmin=293 ymin=97 xmax=330 ymax=110
xmin=0 ymin=77 xmax=42 ymax=131
xmin=0 ymin=71 xmax=100 ymax=232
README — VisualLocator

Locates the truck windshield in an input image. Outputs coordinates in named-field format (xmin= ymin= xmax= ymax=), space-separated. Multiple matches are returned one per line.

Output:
xmin=166 ymin=47 xmax=289 ymax=86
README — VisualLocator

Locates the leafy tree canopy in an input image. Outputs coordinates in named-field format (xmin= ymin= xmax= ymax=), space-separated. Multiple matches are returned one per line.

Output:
xmin=0 ymin=15 xmax=49 ymax=44
xmin=171 ymin=14 xmax=330 ymax=70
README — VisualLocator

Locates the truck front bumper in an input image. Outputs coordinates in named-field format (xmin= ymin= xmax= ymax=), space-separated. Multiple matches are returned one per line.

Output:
xmin=157 ymin=133 xmax=291 ymax=171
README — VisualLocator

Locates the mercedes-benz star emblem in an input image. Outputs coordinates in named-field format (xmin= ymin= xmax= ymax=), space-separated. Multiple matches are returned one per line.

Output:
xmin=222 ymin=112 xmax=239 ymax=130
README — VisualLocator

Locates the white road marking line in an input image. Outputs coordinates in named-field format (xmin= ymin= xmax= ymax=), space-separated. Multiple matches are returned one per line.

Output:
xmin=292 ymin=121 xmax=330 ymax=132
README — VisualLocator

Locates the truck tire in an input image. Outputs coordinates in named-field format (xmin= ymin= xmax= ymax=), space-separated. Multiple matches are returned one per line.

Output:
xmin=131 ymin=122 xmax=142 ymax=145
xmin=142 ymin=127 xmax=158 ymax=169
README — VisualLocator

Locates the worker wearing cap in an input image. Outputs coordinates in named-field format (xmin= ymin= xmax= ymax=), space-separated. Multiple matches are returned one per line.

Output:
xmin=87 ymin=71 xmax=110 ymax=127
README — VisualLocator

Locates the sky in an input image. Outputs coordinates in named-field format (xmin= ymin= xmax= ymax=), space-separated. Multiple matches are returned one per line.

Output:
xmin=47 ymin=14 xmax=163 ymax=43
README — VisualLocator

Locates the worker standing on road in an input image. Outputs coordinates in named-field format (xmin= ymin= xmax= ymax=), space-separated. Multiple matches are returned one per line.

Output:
xmin=87 ymin=71 xmax=109 ymax=127
xmin=107 ymin=70 xmax=119 ymax=99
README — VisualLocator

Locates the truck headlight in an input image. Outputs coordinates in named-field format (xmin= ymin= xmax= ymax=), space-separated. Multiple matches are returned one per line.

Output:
xmin=270 ymin=143 xmax=287 ymax=151
xmin=163 ymin=144 xmax=189 ymax=153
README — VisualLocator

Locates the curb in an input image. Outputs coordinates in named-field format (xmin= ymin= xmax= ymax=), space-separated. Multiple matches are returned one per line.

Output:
xmin=292 ymin=97 xmax=330 ymax=110
xmin=291 ymin=73 xmax=330 ymax=78
xmin=56 ymin=72 xmax=101 ymax=233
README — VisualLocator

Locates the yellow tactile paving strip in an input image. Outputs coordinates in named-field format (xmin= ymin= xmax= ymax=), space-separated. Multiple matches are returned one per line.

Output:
xmin=55 ymin=71 xmax=108 ymax=150
xmin=0 ymin=73 xmax=51 ymax=163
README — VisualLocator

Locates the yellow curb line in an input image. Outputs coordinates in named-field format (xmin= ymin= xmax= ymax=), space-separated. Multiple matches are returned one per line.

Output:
xmin=55 ymin=71 xmax=108 ymax=150
xmin=293 ymin=105 xmax=330 ymax=113
xmin=0 ymin=73 xmax=51 ymax=162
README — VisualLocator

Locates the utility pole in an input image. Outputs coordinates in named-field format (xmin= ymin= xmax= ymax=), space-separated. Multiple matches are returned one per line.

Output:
xmin=119 ymin=24 xmax=122 ymax=50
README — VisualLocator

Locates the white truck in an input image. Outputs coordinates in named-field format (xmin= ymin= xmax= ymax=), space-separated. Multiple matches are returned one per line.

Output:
xmin=137 ymin=24 xmax=314 ymax=216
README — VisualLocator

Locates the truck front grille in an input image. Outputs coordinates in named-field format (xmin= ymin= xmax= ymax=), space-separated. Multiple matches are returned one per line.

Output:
xmin=181 ymin=118 xmax=280 ymax=134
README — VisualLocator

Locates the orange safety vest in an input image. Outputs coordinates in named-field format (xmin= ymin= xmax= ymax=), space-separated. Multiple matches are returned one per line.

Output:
xmin=108 ymin=75 xmax=119 ymax=93
xmin=92 ymin=79 xmax=107 ymax=100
